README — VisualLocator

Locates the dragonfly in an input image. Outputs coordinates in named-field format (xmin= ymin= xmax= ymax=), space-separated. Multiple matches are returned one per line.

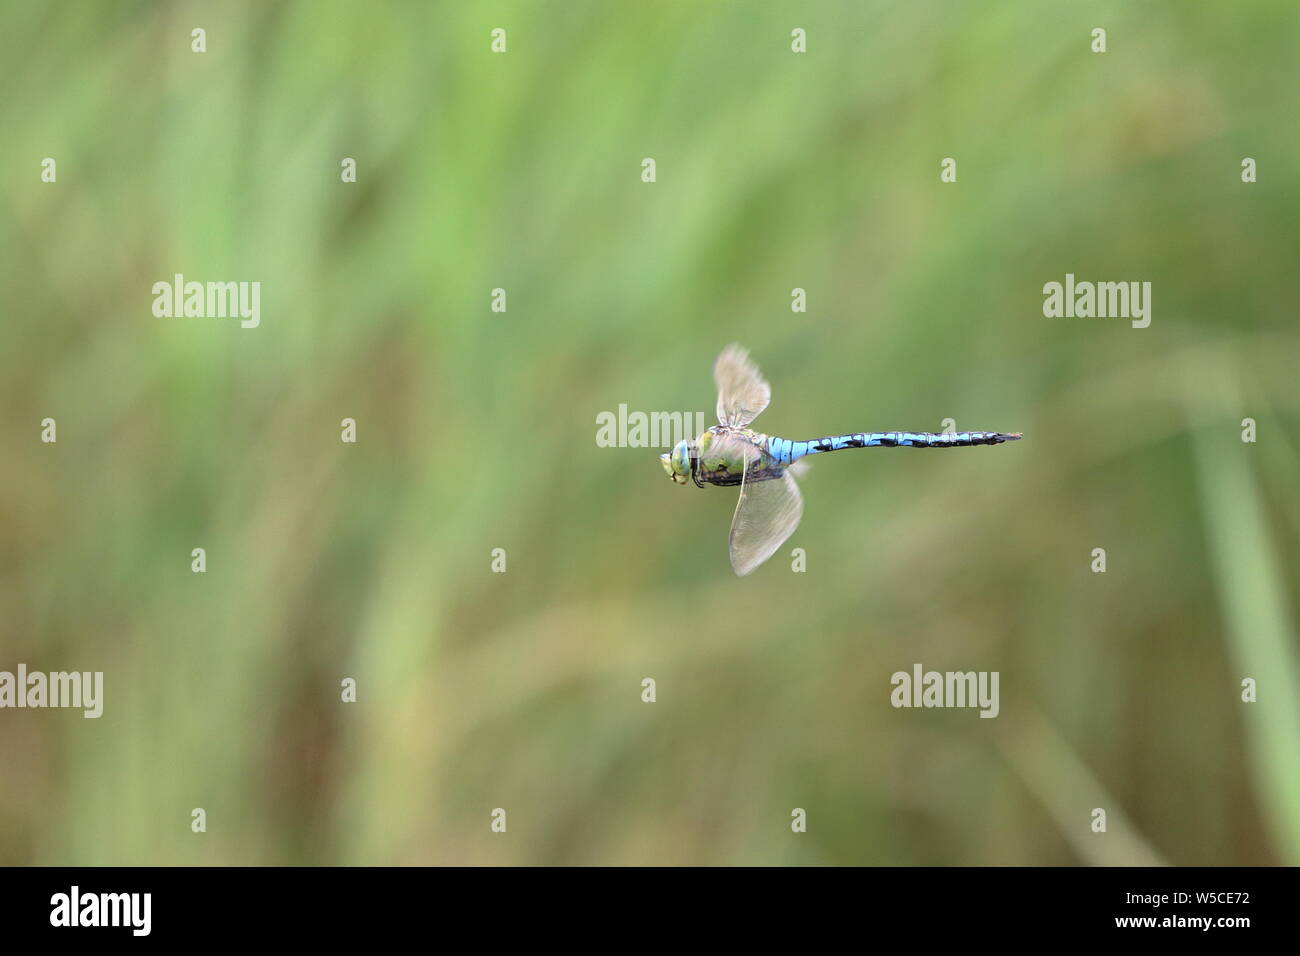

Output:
xmin=660 ymin=344 xmax=1022 ymax=575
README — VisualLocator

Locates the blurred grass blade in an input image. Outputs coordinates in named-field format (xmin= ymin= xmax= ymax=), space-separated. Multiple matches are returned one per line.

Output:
xmin=1001 ymin=709 xmax=1166 ymax=866
xmin=1189 ymin=368 xmax=1300 ymax=865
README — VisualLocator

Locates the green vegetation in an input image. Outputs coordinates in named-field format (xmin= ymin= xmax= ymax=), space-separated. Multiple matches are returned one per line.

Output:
xmin=1 ymin=0 xmax=1296 ymax=865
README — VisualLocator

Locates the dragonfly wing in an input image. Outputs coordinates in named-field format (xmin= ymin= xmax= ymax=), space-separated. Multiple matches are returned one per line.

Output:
xmin=728 ymin=463 xmax=804 ymax=576
xmin=713 ymin=343 xmax=771 ymax=427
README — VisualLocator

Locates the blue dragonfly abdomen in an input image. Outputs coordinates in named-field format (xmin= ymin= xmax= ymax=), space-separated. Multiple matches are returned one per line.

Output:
xmin=762 ymin=431 xmax=1021 ymax=465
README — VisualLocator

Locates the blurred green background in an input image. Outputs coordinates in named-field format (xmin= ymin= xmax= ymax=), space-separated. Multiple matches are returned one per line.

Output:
xmin=2 ymin=0 xmax=1297 ymax=866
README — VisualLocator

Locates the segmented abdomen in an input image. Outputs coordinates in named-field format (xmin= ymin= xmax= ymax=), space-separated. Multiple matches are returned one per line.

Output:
xmin=764 ymin=431 xmax=1020 ymax=464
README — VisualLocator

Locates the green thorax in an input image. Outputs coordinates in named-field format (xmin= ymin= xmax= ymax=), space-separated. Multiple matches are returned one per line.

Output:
xmin=694 ymin=427 xmax=780 ymax=486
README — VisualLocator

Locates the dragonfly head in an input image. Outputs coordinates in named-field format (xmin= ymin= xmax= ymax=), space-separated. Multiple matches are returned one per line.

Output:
xmin=661 ymin=439 xmax=695 ymax=485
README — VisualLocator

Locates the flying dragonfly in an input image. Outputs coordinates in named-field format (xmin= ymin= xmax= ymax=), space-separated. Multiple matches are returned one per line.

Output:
xmin=660 ymin=344 xmax=1022 ymax=575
